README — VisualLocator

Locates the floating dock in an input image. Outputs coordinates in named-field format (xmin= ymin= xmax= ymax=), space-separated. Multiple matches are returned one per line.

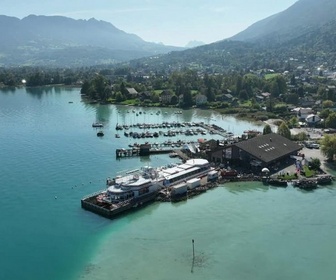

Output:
xmin=81 ymin=191 xmax=158 ymax=219
xmin=116 ymin=145 xmax=173 ymax=158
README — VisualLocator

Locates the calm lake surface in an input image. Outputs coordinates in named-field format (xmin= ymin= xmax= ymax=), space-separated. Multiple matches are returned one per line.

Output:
xmin=1 ymin=87 xmax=336 ymax=280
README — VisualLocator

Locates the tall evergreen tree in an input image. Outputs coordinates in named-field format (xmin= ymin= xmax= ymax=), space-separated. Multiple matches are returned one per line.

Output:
xmin=278 ymin=122 xmax=291 ymax=139
xmin=321 ymin=134 xmax=336 ymax=161
xmin=263 ymin=124 xmax=273 ymax=135
xmin=325 ymin=112 xmax=336 ymax=128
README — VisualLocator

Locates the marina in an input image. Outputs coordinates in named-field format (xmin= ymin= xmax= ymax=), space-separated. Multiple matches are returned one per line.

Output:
xmin=113 ymin=120 xmax=239 ymax=158
xmin=88 ymin=116 xmax=336 ymax=219
xmin=114 ymin=121 xmax=232 ymax=139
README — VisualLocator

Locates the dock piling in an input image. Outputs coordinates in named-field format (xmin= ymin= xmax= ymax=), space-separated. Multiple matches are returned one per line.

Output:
xmin=191 ymin=239 xmax=195 ymax=273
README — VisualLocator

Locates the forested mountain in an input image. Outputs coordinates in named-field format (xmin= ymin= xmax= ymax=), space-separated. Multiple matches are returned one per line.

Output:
xmin=131 ymin=0 xmax=336 ymax=72
xmin=1 ymin=0 xmax=335 ymax=70
xmin=0 ymin=15 xmax=181 ymax=67
xmin=131 ymin=20 xmax=336 ymax=72
xmin=231 ymin=0 xmax=336 ymax=43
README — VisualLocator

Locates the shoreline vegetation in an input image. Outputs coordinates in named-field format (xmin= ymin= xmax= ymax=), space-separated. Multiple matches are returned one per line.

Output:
xmin=2 ymin=64 xmax=336 ymax=170
xmin=1 ymin=61 xmax=335 ymax=127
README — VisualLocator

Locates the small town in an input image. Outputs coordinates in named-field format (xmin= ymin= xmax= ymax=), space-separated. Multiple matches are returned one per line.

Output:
xmin=3 ymin=1 xmax=336 ymax=279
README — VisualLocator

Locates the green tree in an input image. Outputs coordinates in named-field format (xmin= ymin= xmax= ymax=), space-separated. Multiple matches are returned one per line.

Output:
xmin=285 ymin=92 xmax=299 ymax=105
xmin=275 ymin=76 xmax=287 ymax=96
xmin=263 ymin=124 xmax=273 ymax=135
xmin=93 ymin=75 xmax=106 ymax=97
xmin=309 ymin=158 xmax=321 ymax=170
xmin=278 ymin=121 xmax=291 ymax=139
xmin=238 ymin=89 xmax=249 ymax=100
xmin=325 ymin=112 xmax=336 ymax=128
xmin=170 ymin=95 xmax=178 ymax=105
xmin=235 ymin=75 xmax=243 ymax=96
xmin=206 ymin=87 xmax=216 ymax=102
xmin=266 ymin=97 xmax=273 ymax=112
xmin=270 ymin=81 xmax=280 ymax=98
xmin=321 ymin=134 xmax=336 ymax=161
xmin=291 ymin=132 xmax=308 ymax=141
xmin=288 ymin=116 xmax=299 ymax=128
xmin=322 ymin=100 xmax=334 ymax=108
xmin=115 ymin=92 xmax=124 ymax=102
xmin=290 ymin=74 xmax=296 ymax=85
xmin=317 ymin=86 xmax=327 ymax=99
xmin=320 ymin=109 xmax=331 ymax=119
xmin=297 ymin=86 xmax=304 ymax=98
xmin=81 ymin=80 xmax=90 ymax=94
xmin=120 ymin=82 xmax=128 ymax=96
xmin=182 ymin=89 xmax=193 ymax=107
xmin=274 ymin=104 xmax=288 ymax=113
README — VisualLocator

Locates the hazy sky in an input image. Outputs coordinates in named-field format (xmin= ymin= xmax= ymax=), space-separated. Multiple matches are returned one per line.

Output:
xmin=2 ymin=0 xmax=298 ymax=46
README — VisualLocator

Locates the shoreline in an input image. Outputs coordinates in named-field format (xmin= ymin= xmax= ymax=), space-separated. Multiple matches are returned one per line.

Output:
xmin=82 ymin=168 xmax=333 ymax=220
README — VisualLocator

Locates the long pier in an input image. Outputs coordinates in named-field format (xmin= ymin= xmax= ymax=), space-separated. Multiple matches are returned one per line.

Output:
xmin=116 ymin=147 xmax=173 ymax=158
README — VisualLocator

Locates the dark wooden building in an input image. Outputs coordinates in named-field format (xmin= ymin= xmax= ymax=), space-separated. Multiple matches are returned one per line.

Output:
xmin=208 ymin=133 xmax=301 ymax=170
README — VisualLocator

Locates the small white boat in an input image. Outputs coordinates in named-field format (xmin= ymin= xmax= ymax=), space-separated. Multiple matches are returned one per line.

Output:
xmin=92 ymin=123 xmax=104 ymax=128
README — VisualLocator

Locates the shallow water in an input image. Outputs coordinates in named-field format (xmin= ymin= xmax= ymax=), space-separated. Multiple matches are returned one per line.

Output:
xmin=1 ymin=87 xmax=335 ymax=280
xmin=80 ymin=183 xmax=336 ymax=280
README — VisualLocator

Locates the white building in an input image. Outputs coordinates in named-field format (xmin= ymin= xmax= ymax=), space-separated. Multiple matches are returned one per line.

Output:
xmin=292 ymin=107 xmax=314 ymax=121
xmin=305 ymin=114 xmax=321 ymax=126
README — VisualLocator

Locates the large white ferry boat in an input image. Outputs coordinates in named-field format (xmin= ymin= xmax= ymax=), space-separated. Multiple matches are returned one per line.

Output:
xmin=105 ymin=158 xmax=212 ymax=203
xmin=81 ymin=159 xmax=214 ymax=218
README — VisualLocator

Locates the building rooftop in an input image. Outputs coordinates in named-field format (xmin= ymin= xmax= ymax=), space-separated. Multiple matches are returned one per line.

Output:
xmin=234 ymin=133 xmax=301 ymax=164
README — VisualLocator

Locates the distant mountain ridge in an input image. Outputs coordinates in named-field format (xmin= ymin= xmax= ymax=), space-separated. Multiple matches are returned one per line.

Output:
xmin=185 ymin=40 xmax=205 ymax=48
xmin=132 ymin=0 xmax=336 ymax=71
xmin=230 ymin=0 xmax=336 ymax=43
xmin=2 ymin=0 xmax=336 ymax=69
xmin=0 ymin=15 xmax=182 ymax=66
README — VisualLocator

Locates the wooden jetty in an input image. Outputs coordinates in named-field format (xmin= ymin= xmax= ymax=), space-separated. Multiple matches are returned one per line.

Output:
xmin=116 ymin=144 xmax=173 ymax=158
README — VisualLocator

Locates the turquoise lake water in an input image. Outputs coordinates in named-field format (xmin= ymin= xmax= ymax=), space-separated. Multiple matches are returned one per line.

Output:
xmin=1 ymin=87 xmax=336 ymax=280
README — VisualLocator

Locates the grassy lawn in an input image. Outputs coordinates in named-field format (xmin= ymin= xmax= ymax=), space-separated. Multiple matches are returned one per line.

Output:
xmin=302 ymin=165 xmax=316 ymax=178
xmin=264 ymin=73 xmax=280 ymax=80
xmin=120 ymin=99 xmax=138 ymax=105
xmin=239 ymin=100 xmax=252 ymax=107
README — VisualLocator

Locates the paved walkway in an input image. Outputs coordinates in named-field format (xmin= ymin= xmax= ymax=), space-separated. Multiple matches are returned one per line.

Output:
xmin=300 ymin=147 xmax=327 ymax=170
xmin=275 ymin=147 xmax=328 ymax=176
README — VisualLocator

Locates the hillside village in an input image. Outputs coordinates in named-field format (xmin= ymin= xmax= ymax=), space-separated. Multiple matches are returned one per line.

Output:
xmin=78 ymin=57 xmax=336 ymax=131
xmin=1 ymin=55 xmax=336 ymax=132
